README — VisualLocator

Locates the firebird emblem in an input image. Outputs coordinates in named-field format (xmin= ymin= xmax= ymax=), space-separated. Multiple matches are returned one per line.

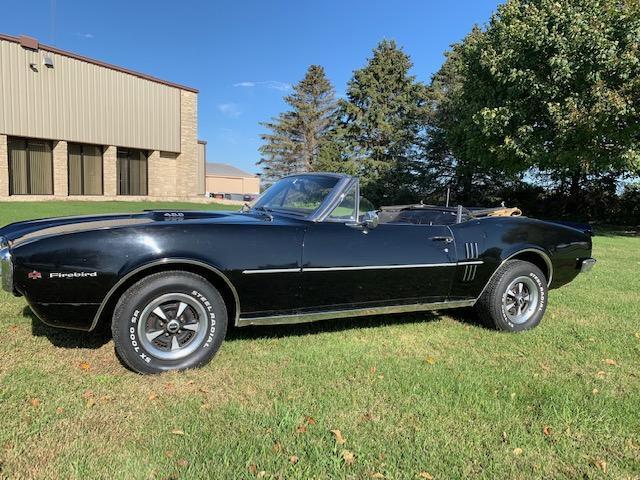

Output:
xmin=28 ymin=270 xmax=42 ymax=280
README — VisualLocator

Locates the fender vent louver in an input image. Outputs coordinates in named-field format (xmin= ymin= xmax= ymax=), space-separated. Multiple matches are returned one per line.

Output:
xmin=463 ymin=242 xmax=479 ymax=282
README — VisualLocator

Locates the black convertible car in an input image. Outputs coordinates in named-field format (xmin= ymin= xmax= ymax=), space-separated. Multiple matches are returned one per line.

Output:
xmin=0 ymin=173 xmax=595 ymax=373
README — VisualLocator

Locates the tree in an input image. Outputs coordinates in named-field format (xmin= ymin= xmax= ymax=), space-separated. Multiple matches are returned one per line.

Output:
xmin=258 ymin=65 xmax=338 ymax=182
xmin=336 ymin=40 xmax=430 ymax=205
xmin=433 ymin=0 xmax=640 ymax=211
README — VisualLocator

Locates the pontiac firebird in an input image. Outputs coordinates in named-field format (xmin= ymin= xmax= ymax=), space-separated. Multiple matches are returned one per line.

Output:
xmin=0 ymin=173 xmax=595 ymax=373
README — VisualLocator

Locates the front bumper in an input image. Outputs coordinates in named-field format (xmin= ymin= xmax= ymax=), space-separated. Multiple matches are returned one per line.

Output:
xmin=580 ymin=258 xmax=596 ymax=273
xmin=0 ymin=236 xmax=13 ymax=293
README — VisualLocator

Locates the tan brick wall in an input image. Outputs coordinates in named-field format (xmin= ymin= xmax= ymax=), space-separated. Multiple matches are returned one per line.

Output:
xmin=148 ymin=151 xmax=178 ymax=196
xmin=0 ymin=134 xmax=7 ymax=197
xmin=175 ymin=90 xmax=199 ymax=197
xmin=53 ymin=140 xmax=68 ymax=197
xmin=103 ymin=146 xmax=117 ymax=196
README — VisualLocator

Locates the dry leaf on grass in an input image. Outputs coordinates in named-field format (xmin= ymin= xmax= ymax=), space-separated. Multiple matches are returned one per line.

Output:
xmin=55 ymin=407 xmax=64 ymax=415
xmin=177 ymin=458 xmax=189 ymax=467
xmin=295 ymin=424 xmax=307 ymax=434
xmin=29 ymin=398 xmax=41 ymax=408
xmin=305 ymin=415 xmax=316 ymax=425
xmin=171 ymin=429 xmax=185 ymax=436
xmin=331 ymin=429 xmax=347 ymax=445
xmin=595 ymin=370 xmax=606 ymax=378
xmin=425 ymin=356 xmax=436 ymax=365
xmin=513 ymin=448 xmax=523 ymax=455
xmin=370 ymin=472 xmax=384 ymax=478
xmin=85 ymin=397 xmax=96 ymax=408
xmin=501 ymin=431 xmax=508 ymax=442
xmin=79 ymin=361 xmax=91 ymax=371
xmin=603 ymin=358 xmax=617 ymax=366
xmin=543 ymin=426 xmax=552 ymax=436
xmin=592 ymin=388 xmax=599 ymax=395
xmin=148 ymin=393 xmax=158 ymax=401
xmin=164 ymin=451 xmax=174 ymax=458
xmin=272 ymin=442 xmax=282 ymax=453
xmin=341 ymin=449 xmax=355 ymax=465
xmin=416 ymin=472 xmax=433 ymax=479
xmin=593 ymin=458 xmax=607 ymax=473
xmin=248 ymin=464 xmax=258 ymax=475
xmin=289 ymin=455 xmax=299 ymax=465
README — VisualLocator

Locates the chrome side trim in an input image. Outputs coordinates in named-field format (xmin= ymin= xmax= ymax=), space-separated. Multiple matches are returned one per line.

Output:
xmin=242 ymin=268 xmax=301 ymax=274
xmin=89 ymin=258 xmax=241 ymax=331
xmin=304 ymin=263 xmax=458 ymax=272
xmin=242 ymin=261 xmax=484 ymax=274
xmin=475 ymin=248 xmax=553 ymax=301
xmin=237 ymin=299 xmax=476 ymax=327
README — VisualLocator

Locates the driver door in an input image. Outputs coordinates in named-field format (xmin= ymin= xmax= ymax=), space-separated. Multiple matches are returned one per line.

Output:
xmin=299 ymin=186 xmax=456 ymax=311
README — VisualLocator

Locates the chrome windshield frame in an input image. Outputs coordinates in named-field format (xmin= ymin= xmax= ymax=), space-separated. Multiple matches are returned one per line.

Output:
xmin=308 ymin=176 xmax=359 ymax=223
xmin=250 ymin=173 xmax=357 ymax=222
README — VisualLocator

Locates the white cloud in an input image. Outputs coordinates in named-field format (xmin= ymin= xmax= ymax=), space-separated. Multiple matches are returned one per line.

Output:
xmin=217 ymin=103 xmax=242 ymax=118
xmin=233 ymin=80 xmax=292 ymax=92
xmin=75 ymin=33 xmax=94 ymax=39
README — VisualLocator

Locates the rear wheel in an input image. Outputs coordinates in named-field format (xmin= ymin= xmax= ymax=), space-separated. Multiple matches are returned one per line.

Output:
xmin=112 ymin=271 xmax=227 ymax=374
xmin=475 ymin=260 xmax=547 ymax=332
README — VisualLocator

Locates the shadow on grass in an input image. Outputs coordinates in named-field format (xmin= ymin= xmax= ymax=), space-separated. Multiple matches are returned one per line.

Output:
xmin=592 ymin=225 xmax=639 ymax=238
xmin=24 ymin=304 xmax=487 ymax=350
xmin=25 ymin=306 xmax=111 ymax=350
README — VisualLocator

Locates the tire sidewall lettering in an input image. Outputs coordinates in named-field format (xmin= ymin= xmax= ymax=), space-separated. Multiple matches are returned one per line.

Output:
xmin=500 ymin=270 xmax=546 ymax=328
xmin=127 ymin=290 xmax=216 ymax=362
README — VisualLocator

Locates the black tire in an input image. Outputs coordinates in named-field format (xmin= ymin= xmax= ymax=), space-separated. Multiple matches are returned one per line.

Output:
xmin=112 ymin=271 xmax=227 ymax=374
xmin=475 ymin=260 xmax=548 ymax=332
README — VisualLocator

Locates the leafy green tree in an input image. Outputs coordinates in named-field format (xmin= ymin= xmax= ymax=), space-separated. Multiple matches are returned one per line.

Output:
xmin=433 ymin=0 xmax=640 ymax=210
xmin=258 ymin=65 xmax=338 ymax=182
xmin=336 ymin=40 xmax=430 ymax=205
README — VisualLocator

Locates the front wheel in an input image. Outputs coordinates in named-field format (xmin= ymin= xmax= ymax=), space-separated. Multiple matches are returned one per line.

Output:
xmin=475 ymin=260 xmax=548 ymax=332
xmin=111 ymin=271 xmax=227 ymax=374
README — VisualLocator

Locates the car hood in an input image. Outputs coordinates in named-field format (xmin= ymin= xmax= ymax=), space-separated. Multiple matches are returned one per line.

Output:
xmin=0 ymin=210 xmax=274 ymax=247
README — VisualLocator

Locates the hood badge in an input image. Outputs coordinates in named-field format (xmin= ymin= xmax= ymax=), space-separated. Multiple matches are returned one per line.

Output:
xmin=28 ymin=270 xmax=42 ymax=280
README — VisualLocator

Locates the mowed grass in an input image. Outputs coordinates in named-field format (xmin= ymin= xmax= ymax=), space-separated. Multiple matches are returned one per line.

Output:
xmin=0 ymin=202 xmax=639 ymax=479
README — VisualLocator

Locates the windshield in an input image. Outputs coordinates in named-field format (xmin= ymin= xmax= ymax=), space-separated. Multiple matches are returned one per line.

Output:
xmin=252 ymin=175 xmax=340 ymax=216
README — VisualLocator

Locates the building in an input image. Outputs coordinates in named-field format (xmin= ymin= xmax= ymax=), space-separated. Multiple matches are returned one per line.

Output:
xmin=205 ymin=163 xmax=260 ymax=201
xmin=0 ymin=33 xmax=206 ymax=200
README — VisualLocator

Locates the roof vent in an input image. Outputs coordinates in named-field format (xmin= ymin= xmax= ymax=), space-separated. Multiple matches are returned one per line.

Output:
xmin=19 ymin=35 xmax=39 ymax=51
xmin=43 ymin=55 xmax=54 ymax=68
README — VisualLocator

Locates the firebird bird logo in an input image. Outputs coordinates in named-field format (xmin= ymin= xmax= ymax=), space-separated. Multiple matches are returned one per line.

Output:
xmin=28 ymin=271 xmax=42 ymax=280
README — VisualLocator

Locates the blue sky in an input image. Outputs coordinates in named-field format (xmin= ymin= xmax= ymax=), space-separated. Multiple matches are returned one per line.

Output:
xmin=1 ymin=0 xmax=500 ymax=173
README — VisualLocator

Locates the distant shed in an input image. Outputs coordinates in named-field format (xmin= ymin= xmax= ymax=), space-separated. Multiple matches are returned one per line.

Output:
xmin=205 ymin=163 xmax=260 ymax=201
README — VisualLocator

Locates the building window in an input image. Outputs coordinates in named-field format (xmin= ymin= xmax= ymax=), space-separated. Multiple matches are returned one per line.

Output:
xmin=117 ymin=148 xmax=148 ymax=195
xmin=8 ymin=137 xmax=54 ymax=195
xmin=68 ymin=143 xmax=104 ymax=195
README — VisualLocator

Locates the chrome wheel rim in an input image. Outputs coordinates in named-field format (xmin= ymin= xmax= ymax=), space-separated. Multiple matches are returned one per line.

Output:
xmin=137 ymin=293 xmax=208 ymax=360
xmin=502 ymin=276 xmax=539 ymax=325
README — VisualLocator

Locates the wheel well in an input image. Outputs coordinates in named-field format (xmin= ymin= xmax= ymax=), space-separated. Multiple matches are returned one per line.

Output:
xmin=94 ymin=263 xmax=239 ymax=330
xmin=509 ymin=251 xmax=551 ymax=285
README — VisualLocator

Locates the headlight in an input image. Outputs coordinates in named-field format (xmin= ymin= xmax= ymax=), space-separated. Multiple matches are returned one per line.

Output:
xmin=0 ymin=236 xmax=13 ymax=293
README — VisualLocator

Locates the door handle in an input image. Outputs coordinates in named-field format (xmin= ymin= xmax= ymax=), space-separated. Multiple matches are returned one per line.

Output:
xmin=430 ymin=236 xmax=453 ymax=243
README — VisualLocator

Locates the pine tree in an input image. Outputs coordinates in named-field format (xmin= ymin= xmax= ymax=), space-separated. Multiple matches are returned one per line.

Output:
xmin=258 ymin=65 xmax=338 ymax=182
xmin=337 ymin=40 xmax=429 ymax=205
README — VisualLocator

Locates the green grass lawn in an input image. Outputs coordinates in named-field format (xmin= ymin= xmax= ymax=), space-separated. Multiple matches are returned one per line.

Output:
xmin=0 ymin=202 xmax=638 ymax=479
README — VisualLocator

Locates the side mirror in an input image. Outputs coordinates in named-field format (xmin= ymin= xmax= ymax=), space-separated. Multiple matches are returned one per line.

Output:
xmin=362 ymin=210 xmax=379 ymax=229
xmin=347 ymin=211 xmax=379 ymax=231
